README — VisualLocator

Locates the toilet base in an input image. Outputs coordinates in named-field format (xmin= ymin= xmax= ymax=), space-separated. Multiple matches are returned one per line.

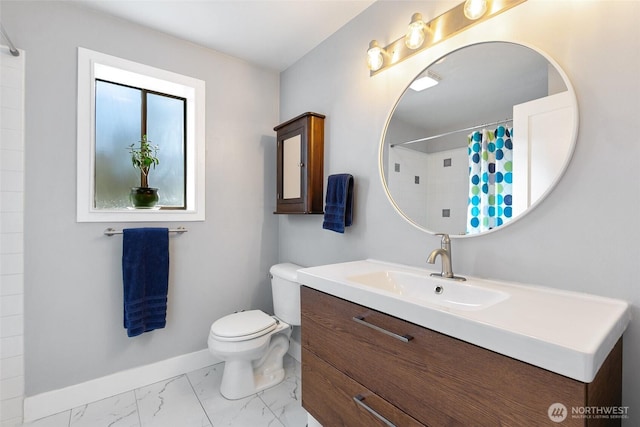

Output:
xmin=220 ymin=333 xmax=290 ymax=400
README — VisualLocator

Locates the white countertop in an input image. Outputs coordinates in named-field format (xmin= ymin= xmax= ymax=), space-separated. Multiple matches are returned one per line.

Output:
xmin=297 ymin=259 xmax=631 ymax=383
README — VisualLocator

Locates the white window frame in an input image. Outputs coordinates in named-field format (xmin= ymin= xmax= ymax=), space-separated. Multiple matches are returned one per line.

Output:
xmin=77 ymin=47 xmax=205 ymax=222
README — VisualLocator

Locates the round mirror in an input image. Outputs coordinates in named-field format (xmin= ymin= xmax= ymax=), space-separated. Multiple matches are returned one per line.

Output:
xmin=380 ymin=41 xmax=578 ymax=237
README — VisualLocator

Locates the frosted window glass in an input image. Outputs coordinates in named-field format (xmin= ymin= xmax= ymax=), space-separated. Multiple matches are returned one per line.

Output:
xmin=94 ymin=81 xmax=186 ymax=209
xmin=147 ymin=93 xmax=185 ymax=207
xmin=95 ymin=81 xmax=141 ymax=209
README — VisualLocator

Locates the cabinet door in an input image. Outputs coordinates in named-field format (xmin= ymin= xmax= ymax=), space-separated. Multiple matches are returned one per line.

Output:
xmin=277 ymin=125 xmax=306 ymax=213
xmin=303 ymin=348 xmax=425 ymax=427
xmin=282 ymin=133 xmax=303 ymax=200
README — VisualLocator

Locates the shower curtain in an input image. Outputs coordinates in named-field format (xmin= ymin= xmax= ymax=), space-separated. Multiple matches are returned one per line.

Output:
xmin=467 ymin=126 xmax=513 ymax=234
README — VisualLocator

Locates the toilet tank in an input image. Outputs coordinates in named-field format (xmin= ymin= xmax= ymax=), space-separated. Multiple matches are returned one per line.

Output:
xmin=270 ymin=263 xmax=302 ymax=326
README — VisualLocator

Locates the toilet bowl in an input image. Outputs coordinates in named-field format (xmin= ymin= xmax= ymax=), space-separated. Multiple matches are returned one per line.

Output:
xmin=207 ymin=263 xmax=301 ymax=400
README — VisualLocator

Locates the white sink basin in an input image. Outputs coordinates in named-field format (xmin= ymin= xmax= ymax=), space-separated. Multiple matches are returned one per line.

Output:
xmin=297 ymin=259 xmax=630 ymax=383
xmin=347 ymin=271 xmax=509 ymax=311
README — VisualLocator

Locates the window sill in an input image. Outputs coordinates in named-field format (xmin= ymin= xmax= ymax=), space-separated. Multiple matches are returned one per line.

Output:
xmin=77 ymin=208 xmax=204 ymax=223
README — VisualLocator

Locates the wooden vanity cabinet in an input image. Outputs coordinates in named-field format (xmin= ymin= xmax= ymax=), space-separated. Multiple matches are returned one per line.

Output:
xmin=301 ymin=286 xmax=623 ymax=427
xmin=274 ymin=112 xmax=325 ymax=214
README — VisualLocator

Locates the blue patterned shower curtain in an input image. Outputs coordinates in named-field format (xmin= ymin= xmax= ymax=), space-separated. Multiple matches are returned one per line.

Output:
xmin=467 ymin=126 xmax=514 ymax=234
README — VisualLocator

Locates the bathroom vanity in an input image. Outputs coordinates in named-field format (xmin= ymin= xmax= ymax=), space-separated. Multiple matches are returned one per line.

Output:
xmin=298 ymin=260 xmax=630 ymax=426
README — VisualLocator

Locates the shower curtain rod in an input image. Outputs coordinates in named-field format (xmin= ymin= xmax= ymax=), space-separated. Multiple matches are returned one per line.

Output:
xmin=390 ymin=118 xmax=512 ymax=148
xmin=0 ymin=22 xmax=20 ymax=57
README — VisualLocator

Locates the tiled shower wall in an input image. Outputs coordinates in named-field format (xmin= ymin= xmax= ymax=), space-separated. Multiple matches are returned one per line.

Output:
xmin=424 ymin=147 xmax=468 ymax=235
xmin=388 ymin=146 xmax=468 ymax=234
xmin=0 ymin=47 xmax=25 ymax=426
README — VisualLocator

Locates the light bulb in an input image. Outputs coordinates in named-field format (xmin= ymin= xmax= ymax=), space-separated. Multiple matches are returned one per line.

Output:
xmin=367 ymin=40 xmax=384 ymax=72
xmin=464 ymin=0 xmax=488 ymax=20
xmin=405 ymin=13 xmax=426 ymax=50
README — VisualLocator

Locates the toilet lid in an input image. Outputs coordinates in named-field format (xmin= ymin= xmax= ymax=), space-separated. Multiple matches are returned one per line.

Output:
xmin=211 ymin=310 xmax=277 ymax=340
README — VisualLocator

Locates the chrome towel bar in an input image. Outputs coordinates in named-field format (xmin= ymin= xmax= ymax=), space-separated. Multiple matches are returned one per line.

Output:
xmin=104 ymin=226 xmax=188 ymax=236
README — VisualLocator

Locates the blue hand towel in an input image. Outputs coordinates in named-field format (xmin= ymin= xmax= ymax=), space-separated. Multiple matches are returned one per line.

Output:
xmin=322 ymin=174 xmax=354 ymax=233
xmin=122 ymin=228 xmax=169 ymax=337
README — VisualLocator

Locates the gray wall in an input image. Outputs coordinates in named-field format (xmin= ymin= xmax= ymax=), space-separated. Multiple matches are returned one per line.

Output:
xmin=279 ymin=0 xmax=640 ymax=415
xmin=1 ymin=1 xmax=279 ymax=396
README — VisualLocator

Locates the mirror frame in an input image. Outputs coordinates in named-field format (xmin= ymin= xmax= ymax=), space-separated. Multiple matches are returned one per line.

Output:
xmin=379 ymin=40 xmax=579 ymax=238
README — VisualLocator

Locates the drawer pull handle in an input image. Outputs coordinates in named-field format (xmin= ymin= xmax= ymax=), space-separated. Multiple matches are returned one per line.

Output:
xmin=352 ymin=316 xmax=414 ymax=343
xmin=353 ymin=394 xmax=396 ymax=427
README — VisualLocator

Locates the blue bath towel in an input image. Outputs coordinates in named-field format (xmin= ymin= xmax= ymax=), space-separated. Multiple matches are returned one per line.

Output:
xmin=122 ymin=228 xmax=169 ymax=337
xmin=322 ymin=174 xmax=354 ymax=233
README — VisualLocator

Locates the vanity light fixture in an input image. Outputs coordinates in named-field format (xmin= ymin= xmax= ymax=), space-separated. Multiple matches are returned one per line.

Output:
xmin=367 ymin=0 xmax=527 ymax=76
xmin=405 ymin=13 xmax=427 ymax=50
xmin=464 ymin=0 xmax=488 ymax=20
xmin=409 ymin=71 xmax=441 ymax=92
xmin=366 ymin=40 xmax=386 ymax=72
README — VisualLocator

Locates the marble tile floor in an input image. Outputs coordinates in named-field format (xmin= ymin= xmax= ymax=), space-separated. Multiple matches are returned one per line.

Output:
xmin=22 ymin=355 xmax=307 ymax=427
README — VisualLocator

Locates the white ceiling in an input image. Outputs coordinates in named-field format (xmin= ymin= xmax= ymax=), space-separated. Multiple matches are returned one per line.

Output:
xmin=71 ymin=0 xmax=376 ymax=72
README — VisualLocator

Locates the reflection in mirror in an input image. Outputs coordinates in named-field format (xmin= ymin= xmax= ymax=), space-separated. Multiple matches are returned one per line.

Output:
xmin=283 ymin=135 xmax=302 ymax=199
xmin=381 ymin=42 xmax=577 ymax=237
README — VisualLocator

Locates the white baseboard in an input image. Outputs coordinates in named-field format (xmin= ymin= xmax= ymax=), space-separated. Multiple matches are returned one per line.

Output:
xmin=24 ymin=339 xmax=302 ymax=423
xmin=23 ymin=349 xmax=219 ymax=423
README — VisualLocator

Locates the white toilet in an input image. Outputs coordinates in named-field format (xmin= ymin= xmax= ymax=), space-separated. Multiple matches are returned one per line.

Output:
xmin=207 ymin=263 xmax=301 ymax=400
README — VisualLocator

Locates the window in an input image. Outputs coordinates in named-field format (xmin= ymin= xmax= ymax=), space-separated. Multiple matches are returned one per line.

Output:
xmin=77 ymin=48 xmax=205 ymax=222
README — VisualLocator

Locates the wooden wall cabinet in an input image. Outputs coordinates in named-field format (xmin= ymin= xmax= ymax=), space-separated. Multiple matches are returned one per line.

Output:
xmin=301 ymin=286 xmax=623 ymax=427
xmin=274 ymin=112 xmax=325 ymax=214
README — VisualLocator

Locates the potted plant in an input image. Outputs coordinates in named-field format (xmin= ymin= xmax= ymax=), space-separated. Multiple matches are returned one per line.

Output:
xmin=128 ymin=134 xmax=160 ymax=208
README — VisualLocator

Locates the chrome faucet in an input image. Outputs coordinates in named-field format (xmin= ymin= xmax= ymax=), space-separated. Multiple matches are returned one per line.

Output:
xmin=427 ymin=233 xmax=466 ymax=281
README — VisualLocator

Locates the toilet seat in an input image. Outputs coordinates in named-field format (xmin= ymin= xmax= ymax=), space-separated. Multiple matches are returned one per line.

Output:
xmin=211 ymin=310 xmax=277 ymax=342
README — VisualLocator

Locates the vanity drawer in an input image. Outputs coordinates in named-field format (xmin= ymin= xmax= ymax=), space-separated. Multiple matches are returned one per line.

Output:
xmin=301 ymin=287 xmax=620 ymax=426
xmin=302 ymin=348 xmax=425 ymax=427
